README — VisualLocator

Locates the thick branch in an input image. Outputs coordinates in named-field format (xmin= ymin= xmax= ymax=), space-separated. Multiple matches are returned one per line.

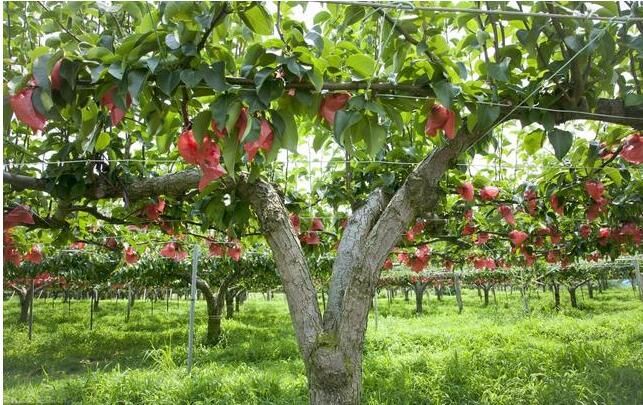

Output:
xmin=3 ymin=100 xmax=641 ymax=207
xmin=238 ymin=177 xmax=322 ymax=361
xmin=323 ymin=189 xmax=388 ymax=333
xmin=336 ymin=125 xmax=491 ymax=353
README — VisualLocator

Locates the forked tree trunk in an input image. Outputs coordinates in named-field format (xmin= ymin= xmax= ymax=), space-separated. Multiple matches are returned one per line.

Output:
xmin=483 ymin=286 xmax=490 ymax=306
xmin=180 ymin=273 xmax=236 ymax=345
xmin=239 ymin=125 xmax=495 ymax=404
xmin=414 ymin=282 xmax=427 ymax=314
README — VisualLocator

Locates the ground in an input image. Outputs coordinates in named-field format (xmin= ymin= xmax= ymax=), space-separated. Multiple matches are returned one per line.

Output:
xmin=3 ymin=285 xmax=643 ymax=404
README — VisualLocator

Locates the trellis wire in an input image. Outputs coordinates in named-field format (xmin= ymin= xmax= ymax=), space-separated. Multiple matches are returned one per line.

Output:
xmin=4 ymin=158 xmax=640 ymax=171
xmin=322 ymin=1 xmax=643 ymax=23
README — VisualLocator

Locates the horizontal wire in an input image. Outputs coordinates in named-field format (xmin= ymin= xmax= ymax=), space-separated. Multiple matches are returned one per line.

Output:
xmin=322 ymin=0 xmax=643 ymax=23
xmin=4 ymin=159 xmax=639 ymax=171
xmin=376 ymin=94 xmax=643 ymax=122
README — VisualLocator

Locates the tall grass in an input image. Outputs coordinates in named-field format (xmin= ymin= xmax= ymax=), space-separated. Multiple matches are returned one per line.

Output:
xmin=4 ymin=286 xmax=642 ymax=404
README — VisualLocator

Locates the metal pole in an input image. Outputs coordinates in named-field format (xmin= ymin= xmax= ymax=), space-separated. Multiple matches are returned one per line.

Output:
xmin=635 ymin=260 xmax=642 ymax=301
xmin=187 ymin=245 xmax=200 ymax=373
xmin=126 ymin=284 xmax=132 ymax=322
xmin=90 ymin=289 xmax=95 ymax=331
xmin=28 ymin=280 xmax=34 ymax=341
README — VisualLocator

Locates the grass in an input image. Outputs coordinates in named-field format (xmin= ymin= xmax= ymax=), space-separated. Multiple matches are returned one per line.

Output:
xmin=3 ymin=285 xmax=643 ymax=404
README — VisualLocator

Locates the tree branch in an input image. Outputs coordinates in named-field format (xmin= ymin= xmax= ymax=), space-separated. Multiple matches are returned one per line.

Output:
xmin=323 ymin=189 xmax=388 ymax=333
xmin=238 ymin=176 xmax=322 ymax=361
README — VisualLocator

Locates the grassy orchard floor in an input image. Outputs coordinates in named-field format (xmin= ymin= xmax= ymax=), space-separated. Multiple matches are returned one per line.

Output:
xmin=3 ymin=286 xmax=643 ymax=404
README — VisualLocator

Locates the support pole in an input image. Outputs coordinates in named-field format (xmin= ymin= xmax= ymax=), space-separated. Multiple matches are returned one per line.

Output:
xmin=187 ymin=245 xmax=200 ymax=373
xmin=126 ymin=285 xmax=132 ymax=322
xmin=90 ymin=289 xmax=95 ymax=331
xmin=28 ymin=280 xmax=34 ymax=341
xmin=635 ymin=260 xmax=642 ymax=301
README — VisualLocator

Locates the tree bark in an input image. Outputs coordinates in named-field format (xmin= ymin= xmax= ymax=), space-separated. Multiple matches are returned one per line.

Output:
xmin=234 ymin=290 xmax=242 ymax=312
xmin=225 ymin=288 xmax=236 ymax=320
xmin=483 ymin=286 xmax=490 ymax=306
xmin=414 ymin=282 xmax=427 ymax=314
xmin=18 ymin=287 xmax=32 ymax=323
xmin=553 ymin=283 xmax=561 ymax=310
xmin=587 ymin=281 xmax=594 ymax=299
xmin=568 ymin=287 xmax=578 ymax=308
xmin=454 ymin=274 xmax=463 ymax=314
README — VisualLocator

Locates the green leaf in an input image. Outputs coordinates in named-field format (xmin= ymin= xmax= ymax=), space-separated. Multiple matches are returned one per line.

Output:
xmin=603 ymin=167 xmax=622 ymax=187
xmin=80 ymin=103 xmax=98 ymax=139
xmin=487 ymin=57 xmax=510 ymax=82
xmin=547 ymin=128 xmax=573 ymax=161
xmin=346 ymin=54 xmax=376 ymax=78
xmin=165 ymin=32 xmax=181 ymax=50
xmin=192 ymin=110 xmax=212 ymax=143
xmin=273 ymin=110 xmax=298 ymax=152
xmin=32 ymin=55 xmax=52 ymax=91
xmin=476 ymin=104 xmax=500 ymax=131
xmin=179 ymin=69 xmax=202 ymax=88
xmin=156 ymin=133 xmax=171 ymax=153
xmin=157 ymin=69 xmax=181 ymax=96
xmin=624 ymin=93 xmax=643 ymax=107
xmin=239 ymin=4 xmax=273 ymax=35
xmin=95 ymin=132 xmax=111 ymax=151
xmin=334 ymin=110 xmax=361 ymax=146
xmin=365 ymin=116 xmax=386 ymax=157
xmin=304 ymin=31 xmax=324 ymax=52
xmin=60 ymin=60 xmax=81 ymax=89
xmin=254 ymin=67 xmax=274 ymax=90
xmin=432 ymin=80 xmax=455 ymax=109
xmin=306 ymin=67 xmax=323 ymax=93
xmin=343 ymin=5 xmax=365 ymax=26
xmin=108 ymin=63 xmax=124 ymax=80
xmin=127 ymin=69 xmax=148 ymax=103
xmin=222 ymin=134 xmax=238 ymax=178
xmin=199 ymin=62 xmax=230 ymax=92
xmin=522 ymin=129 xmax=545 ymax=155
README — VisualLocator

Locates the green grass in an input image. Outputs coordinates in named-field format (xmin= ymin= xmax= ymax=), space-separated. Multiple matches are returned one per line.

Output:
xmin=4 ymin=286 xmax=643 ymax=404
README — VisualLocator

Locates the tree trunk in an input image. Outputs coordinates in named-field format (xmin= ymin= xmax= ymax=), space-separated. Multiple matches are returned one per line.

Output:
xmin=587 ymin=281 xmax=594 ymax=298
xmin=225 ymin=289 xmax=235 ymax=320
xmin=18 ymin=287 xmax=32 ymax=323
xmin=483 ymin=286 xmax=490 ymax=306
xmin=414 ymin=282 xmax=426 ymax=314
xmin=553 ymin=283 xmax=561 ymax=310
xmin=309 ymin=348 xmax=361 ymax=405
xmin=180 ymin=273 xmax=236 ymax=346
xmin=568 ymin=287 xmax=578 ymax=308
xmin=435 ymin=285 xmax=443 ymax=301
xmin=234 ymin=290 xmax=241 ymax=312
xmin=454 ymin=274 xmax=463 ymax=314
xmin=403 ymin=288 xmax=409 ymax=302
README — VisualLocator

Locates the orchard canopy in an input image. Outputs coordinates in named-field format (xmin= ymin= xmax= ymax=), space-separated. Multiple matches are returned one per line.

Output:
xmin=2 ymin=1 xmax=643 ymax=403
